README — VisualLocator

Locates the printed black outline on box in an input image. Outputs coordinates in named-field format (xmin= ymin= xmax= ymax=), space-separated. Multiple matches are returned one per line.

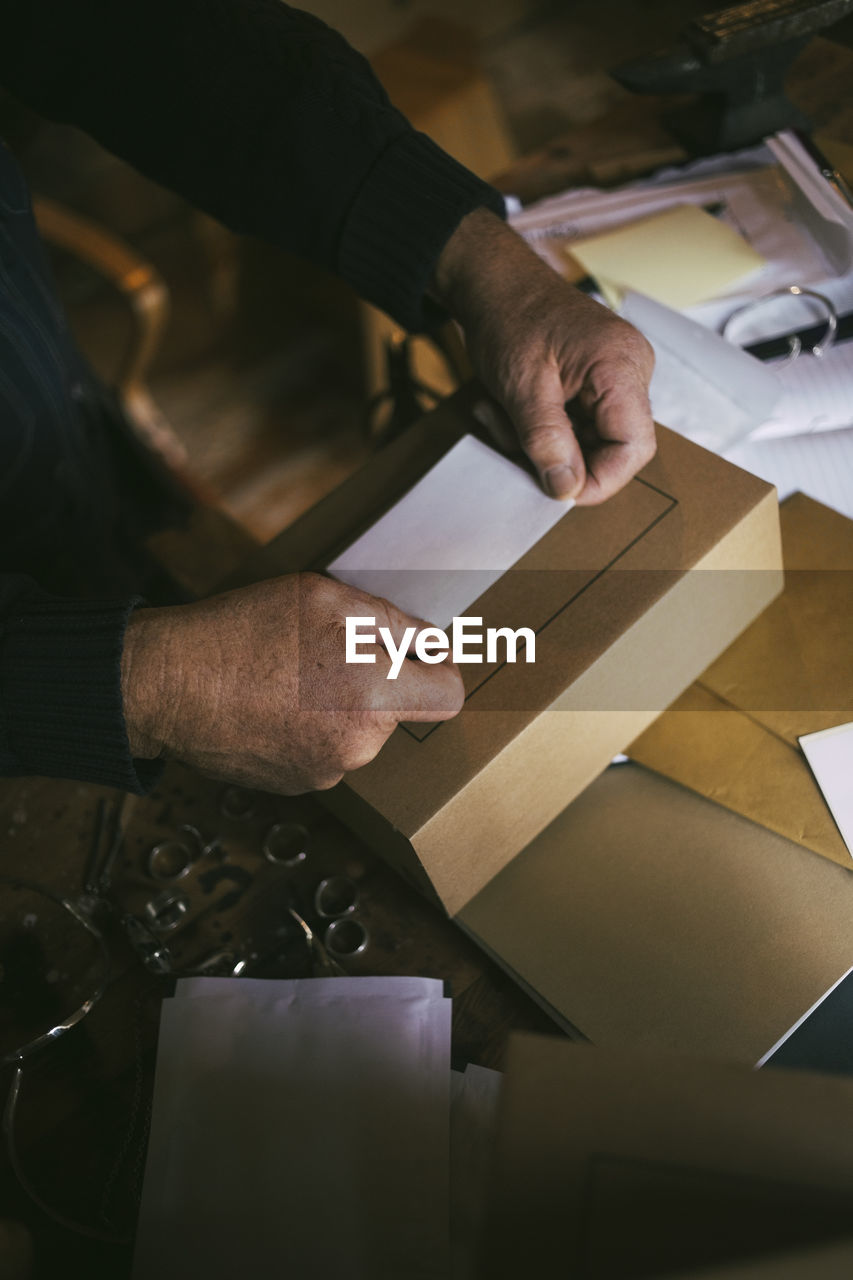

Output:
xmin=401 ymin=475 xmax=678 ymax=743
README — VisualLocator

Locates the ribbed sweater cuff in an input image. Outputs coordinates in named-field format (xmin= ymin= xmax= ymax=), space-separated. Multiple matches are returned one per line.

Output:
xmin=0 ymin=595 xmax=164 ymax=792
xmin=338 ymin=128 xmax=506 ymax=332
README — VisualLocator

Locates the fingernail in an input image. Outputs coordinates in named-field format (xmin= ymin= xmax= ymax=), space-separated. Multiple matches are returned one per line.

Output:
xmin=545 ymin=464 xmax=579 ymax=500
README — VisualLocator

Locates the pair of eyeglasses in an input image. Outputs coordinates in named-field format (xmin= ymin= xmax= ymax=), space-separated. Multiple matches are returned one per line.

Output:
xmin=0 ymin=875 xmax=126 ymax=1242
xmin=0 ymin=791 xmax=370 ymax=1241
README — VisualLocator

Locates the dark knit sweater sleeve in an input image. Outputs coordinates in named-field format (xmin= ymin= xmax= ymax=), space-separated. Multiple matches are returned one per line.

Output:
xmin=0 ymin=0 xmax=505 ymax=330
xmin=0 ymin=576 xmax=162 ymax=792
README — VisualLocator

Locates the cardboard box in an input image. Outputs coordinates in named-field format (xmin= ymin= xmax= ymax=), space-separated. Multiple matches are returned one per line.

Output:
xmin=478 ymin=1035 xmax=853 ymax=1279
xmin=237 ymin=385 xmax=783 ymax=917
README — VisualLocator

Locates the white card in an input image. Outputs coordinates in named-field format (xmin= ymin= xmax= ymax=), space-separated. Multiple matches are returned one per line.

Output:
xmin=327 ymin=434 xmax=573 ymax=629
xmin=799 ymin=722 xmax=853 ymax=857
xmin=620 ymin=290 xmax=782 ymax=453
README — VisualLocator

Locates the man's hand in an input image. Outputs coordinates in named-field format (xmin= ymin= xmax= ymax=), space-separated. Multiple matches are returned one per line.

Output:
xmin=120 ymin=573 xmax=464 ymax=794
xmin=432 ymin=207 xmax=656 ymax=504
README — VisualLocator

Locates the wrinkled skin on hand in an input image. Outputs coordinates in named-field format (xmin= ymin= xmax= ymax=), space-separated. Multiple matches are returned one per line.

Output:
xmin=121 ymin=573 xmax=464 ymax=794
xmin=122 ymin=210 xmax=653 ymax=795
xmin=432 ymin=207 xmax=657 ymax=504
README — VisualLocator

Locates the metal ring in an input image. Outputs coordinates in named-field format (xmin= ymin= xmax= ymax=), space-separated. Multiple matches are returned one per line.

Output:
xmin=143 ymin=890 xmax=190 ymax=934
xmin=219 ymin=786 xmax=256 ymax=821
xmin=147 ymin=840 xmax=193 ymax=881
xmin=262 ymin=822 xmax=309 ymax=868
xmin=314 ymin=876 xmax=358 ymax=919
xmin=191 ymin=949 xmax=241 ymax=976
xmin=324 ymin=917 xmax=368 ymax=958
xmin=177 ymin=824 xmax=223 ymax=859
xmin=721 ymin=285 xmax=838 ymax=364
xmin=122 ymin=914 xmax=173 ymax=974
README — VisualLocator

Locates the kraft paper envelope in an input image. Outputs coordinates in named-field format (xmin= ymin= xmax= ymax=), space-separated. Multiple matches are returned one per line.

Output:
xmin=629 ymin=493 xmax=853 ymax=867
xmin=666 ymin=1240 xmax=853 ymax=1279
xmin=479 ymin=1037 xmax=853 ymax=1279
xmin=458 ymin=765 xmax=853 ymax=1063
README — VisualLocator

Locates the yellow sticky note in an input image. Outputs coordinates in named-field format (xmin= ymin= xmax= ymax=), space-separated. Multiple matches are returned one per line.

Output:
xmin=567 ymin=203 xmax=766 ymax=309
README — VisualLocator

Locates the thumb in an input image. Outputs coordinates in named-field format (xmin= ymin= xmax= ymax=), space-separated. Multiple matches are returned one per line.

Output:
xmin=391 ymin=651 xmax=465 ymax=723
xmin=506 ymin=365 xmax=585 ymax=500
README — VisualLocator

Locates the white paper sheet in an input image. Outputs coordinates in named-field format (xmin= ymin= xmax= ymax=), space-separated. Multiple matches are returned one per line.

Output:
xmin=450 ymin=1064 xmax=503 ymax=1280
xmin=174 ymin=974 xmax=446 ymax=1001
xmin=133 ymin=977 xmax=452 ymax=1280
xmin=755 ymin=349 xmax=853 ymax=437
xmin=620 ymin=291 xmax=782 ymax=451
xmin=328 ymin=434 xmax=573 ymax=628
xmin=725 ymin=427 xmax=853 ymax=519
xmin=799 ymin=722 xmax=853 ymax=857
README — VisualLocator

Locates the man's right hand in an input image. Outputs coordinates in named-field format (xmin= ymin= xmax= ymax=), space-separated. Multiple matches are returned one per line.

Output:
xmin=120 ymin=573 xmax=464 ymax=794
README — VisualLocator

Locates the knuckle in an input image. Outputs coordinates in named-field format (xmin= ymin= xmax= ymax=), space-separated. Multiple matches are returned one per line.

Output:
xmin=372 ymin=595 xmax=399 ymax=630
xmin=519 ymin=420 xmax=566 ymax=451
xmin=638 ymin=432 xmax=658 ymax=467
xmin=314 ymin=613 xmax=346 ymax=659
xmin=339 ymin=748 xmax=375 ymax=774
xmin=618 ymin=319 xmax=649 ymax=350
xmin=299 ymin=571 xmax=336 ymax=618
xmin=601 ymin=318 xmax=654 ymax=373
xmin=633 ymin=332 xmax=655 ymax=370
xmin=300 ymin=570 xmax=328 ymax=598
xmin=338 ymin=734 xmax=383 ymax=774
xmin=312 ymin=770 xmax=345 ymax=792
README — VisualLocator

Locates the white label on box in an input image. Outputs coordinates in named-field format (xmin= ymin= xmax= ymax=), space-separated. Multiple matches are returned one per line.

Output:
xmin=328 ymin=434 xmax=573 ymax=629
